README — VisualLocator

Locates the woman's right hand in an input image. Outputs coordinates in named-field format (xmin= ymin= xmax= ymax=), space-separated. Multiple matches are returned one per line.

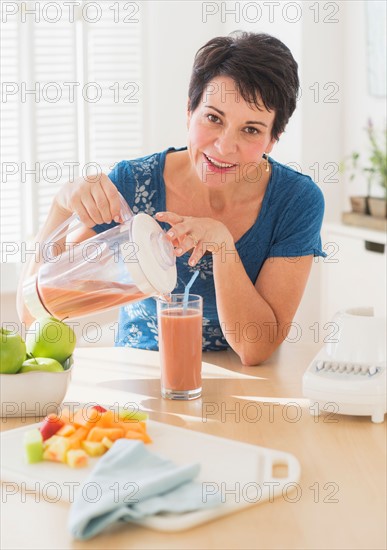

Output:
xmin=54 ymin=173 xmax=123 ymax=228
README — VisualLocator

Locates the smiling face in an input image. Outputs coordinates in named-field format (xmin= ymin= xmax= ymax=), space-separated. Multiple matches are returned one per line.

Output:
xmin=187 ymin=76 xmax=277 ymax=189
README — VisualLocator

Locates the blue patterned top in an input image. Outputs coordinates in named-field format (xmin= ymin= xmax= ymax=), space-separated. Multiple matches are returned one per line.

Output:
xmin=93 ymin=146 xmax=326 ymax=351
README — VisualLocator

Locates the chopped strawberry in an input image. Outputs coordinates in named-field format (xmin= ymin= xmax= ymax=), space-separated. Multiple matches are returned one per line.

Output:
xmin=92 ymin=405 xmax=107 ymax=413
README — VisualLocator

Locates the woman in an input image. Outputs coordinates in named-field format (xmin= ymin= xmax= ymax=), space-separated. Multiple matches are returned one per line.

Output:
xmin=17 ymin=32 xmax=326 ymax=366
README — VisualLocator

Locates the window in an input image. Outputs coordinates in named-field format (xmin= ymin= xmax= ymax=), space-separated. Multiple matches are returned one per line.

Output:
xmin=1 ymin=0 xmax=143 ymax=271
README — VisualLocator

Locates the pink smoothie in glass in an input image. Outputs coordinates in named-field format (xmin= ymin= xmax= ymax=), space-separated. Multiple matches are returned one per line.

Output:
xmin=159 ymin=308 xmax=202 ymax=391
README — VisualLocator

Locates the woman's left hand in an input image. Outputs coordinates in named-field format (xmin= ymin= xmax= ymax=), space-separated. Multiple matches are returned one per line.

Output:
xmin=155 ymin=211 xmax=234 ymax=266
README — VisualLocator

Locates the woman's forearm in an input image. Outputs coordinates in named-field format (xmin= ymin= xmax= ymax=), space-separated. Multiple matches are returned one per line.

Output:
xmin=154 ymin=212 xmax=282 ymax=364
xmin=212 ymin=241 xmax=279 ymax=366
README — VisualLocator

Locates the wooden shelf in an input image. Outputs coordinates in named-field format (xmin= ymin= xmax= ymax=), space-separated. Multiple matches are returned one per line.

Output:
xmin=341 ymin=212 xmax=387 ymax=233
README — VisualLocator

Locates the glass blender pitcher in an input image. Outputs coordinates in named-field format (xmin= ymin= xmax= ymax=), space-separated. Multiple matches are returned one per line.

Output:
xmin=23 ymin=195 xmax=177 ymax=320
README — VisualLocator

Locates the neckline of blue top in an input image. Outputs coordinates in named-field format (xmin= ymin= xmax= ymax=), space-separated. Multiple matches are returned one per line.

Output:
xmin=156 ymin=146 xmax=275 ymax=250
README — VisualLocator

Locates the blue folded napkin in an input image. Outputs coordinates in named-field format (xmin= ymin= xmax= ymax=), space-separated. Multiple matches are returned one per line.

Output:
xmin=68 ymin=439 xmax=221 ymax=540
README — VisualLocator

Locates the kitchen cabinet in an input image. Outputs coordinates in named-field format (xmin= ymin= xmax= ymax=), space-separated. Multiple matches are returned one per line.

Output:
xmin=321 ymin=223 xmax=386 ymax=323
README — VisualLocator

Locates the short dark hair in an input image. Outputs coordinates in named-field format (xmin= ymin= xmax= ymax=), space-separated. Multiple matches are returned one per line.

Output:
xmin=188 ymin=32 xmax=300 ymax=141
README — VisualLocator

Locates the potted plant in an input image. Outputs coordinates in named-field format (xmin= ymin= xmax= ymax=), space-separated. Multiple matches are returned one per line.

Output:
xmin=364 ymin=120 xmax=387 ymax=219
xmin=341 ymin=151 xmax=370 ymax=215
xmin=341 ymin=120 xmax=387 ymax=218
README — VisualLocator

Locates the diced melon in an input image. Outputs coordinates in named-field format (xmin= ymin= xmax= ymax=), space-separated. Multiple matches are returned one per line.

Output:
xmin=93 ymin=410 xmax=116 ymax=428
xmin=72 ymin=407 xmax=101 ymax=429
xmin=67 ymin=427 xmax=89 ymax=450
xmin=24 ymin=429 xmax=44 ymax=464
xmin=67 ymin=449 xmax=88 ymax=468
xmin=118 ymin=421 xmax=146 ymax=433
xmin=43 ymin=435 xmax=63 ymax=449
xmin=101 ymin=437 xmax=114 ymax=449
xmin=86 ymin=427 xmax=124 ymax=442
xmin=81 ymin=440 xmax=107 ymax=457
xmin=56 ymin=424 xmax=76 ymax=437
xmin=58 ymin=407 xmax=74 ymax=424
xmin=35 ymin=403 xmax=152 ymax=469
xmin=43 ymin=437 xmax=70 ymax=463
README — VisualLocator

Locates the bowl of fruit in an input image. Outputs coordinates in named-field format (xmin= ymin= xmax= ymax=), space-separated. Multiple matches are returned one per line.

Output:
xmin=0 ymin=317 xmax=76 ymax=418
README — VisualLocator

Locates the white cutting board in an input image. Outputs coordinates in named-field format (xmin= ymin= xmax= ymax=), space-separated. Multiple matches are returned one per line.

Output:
xmin=0 ymin=421 xmax=301 ymax=532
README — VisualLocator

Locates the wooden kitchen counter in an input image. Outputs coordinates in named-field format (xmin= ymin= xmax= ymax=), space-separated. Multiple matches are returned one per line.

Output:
xmin=1 ymin=342 xmax=386 ymax=550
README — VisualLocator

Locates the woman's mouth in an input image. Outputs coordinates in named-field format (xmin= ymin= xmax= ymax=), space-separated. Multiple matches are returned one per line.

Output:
xmin=203 ymin=153 xmax=237 ymax=173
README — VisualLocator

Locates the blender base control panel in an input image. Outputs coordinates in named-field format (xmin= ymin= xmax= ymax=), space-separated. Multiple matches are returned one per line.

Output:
xmin=302 ymin=348 xmax=386 ymax=424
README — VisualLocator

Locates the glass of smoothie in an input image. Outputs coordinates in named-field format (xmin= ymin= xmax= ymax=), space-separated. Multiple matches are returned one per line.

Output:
xmin=157 ymin=294 xmax=203 ymax=400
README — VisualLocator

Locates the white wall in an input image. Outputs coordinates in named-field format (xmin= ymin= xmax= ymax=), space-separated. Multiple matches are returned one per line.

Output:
xmin=342 ymin=0 xmax=386 ymax=202
xmin=142 ymin=1 xmax=224 ymax=153
xmin=300 ymin=1 xmax=345 ymax=336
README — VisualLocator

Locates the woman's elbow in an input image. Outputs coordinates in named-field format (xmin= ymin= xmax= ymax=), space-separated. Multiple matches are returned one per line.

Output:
xmin=238 ymin=347 xmax=273 ymax=367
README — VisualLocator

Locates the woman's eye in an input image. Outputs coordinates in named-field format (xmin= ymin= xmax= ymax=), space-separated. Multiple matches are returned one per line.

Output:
xmin=244 ymin=127 xmax=260 ymax=135
xmin=207 ymin=114 xmax=220 ymax=123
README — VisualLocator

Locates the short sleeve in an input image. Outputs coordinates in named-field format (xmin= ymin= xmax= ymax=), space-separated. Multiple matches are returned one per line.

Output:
xmin=268 ymin=179 xmax=327 ymax=258
xmin=92 ymin=161 xmax=132 ymax=235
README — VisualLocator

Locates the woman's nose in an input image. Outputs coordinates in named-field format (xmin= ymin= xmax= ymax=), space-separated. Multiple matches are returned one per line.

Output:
xmin=214 ymin=129 xmax=237 ymax=157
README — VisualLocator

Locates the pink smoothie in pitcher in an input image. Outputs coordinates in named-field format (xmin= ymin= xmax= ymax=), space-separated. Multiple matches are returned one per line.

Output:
xmin=159 ymin=308 xmax=202 ymax=391
xmin=38 ymin=280 xmax=145 ymax=318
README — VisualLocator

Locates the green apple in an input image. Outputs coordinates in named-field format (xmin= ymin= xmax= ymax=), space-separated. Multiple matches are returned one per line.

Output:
xmin=0 ymin=328 xmax=27 ymax=374
xmin=26 ymin=317 xmax=76 ymax=364
xmin=20 ymin=357 xmax=64 ymax=373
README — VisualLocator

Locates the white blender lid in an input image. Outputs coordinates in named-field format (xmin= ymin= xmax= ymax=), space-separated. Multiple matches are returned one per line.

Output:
xmin=123 ymin=213 xmax=177 ymax=296
xmin=23 ymin=275 xmax=52 ymax=319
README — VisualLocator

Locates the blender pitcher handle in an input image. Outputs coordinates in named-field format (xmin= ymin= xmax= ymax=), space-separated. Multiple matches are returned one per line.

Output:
xmin=43 ymin=192 xmax=133 ymax=252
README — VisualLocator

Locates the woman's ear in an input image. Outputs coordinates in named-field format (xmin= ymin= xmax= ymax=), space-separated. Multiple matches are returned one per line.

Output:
xmin=266 ymin=133 xmax=281 ymax=154
xmin=186 ymin=99 xmax=192 ymax=129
